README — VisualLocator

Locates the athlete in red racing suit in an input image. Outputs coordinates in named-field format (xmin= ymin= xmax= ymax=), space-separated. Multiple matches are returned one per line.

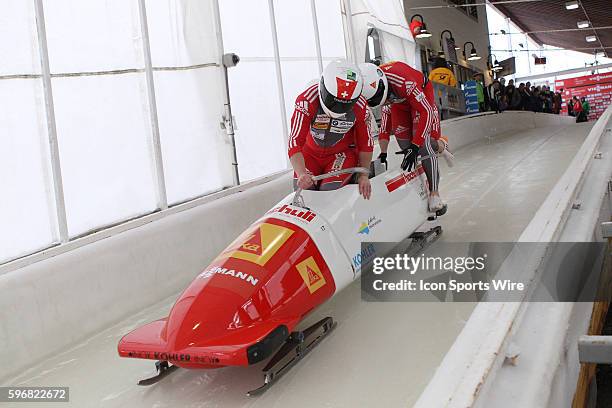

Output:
xmin=288 ymin=61 xmax=374 ymax=199
xmin=361 ymin=60 xmax=445 ymax=211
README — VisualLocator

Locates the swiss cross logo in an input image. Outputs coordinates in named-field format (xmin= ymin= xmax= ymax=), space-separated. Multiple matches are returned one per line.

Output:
xmin=336 ymin=77 xmax=357 ymax=100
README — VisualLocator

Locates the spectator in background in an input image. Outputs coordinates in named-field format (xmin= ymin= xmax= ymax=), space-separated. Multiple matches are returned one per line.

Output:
xmin=552 ymin=91 xmax=562 ymax=114
xmin=573 ymin=96 xmax=585 ymax=122
xmin=519 ymin=82 xmax=530 ymax=111
xmin=428 ymin=57 xmax=457 ymax=87
xmin=487 ymin=80 xmax=501 ymax=113
xmin=581 ymin=97 xmax=590 ymax=119
xmin=499 ymin=77 xmax=506 ymax=97
xmin=531 ymin=86 xmax=542 ymax=112
xmin=542 ymin=86 xmax=552 ymax=113
xmin=473 ymin=73 xmax=487 ymax=112
xmin=568 ymin=94 xmax=574 ymax=117
xmin=506 ymin=81 xmax=521 ymax=110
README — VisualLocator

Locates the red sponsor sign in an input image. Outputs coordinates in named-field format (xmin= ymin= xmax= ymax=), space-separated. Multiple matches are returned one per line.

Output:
xmin=555 ymin=72 xmax=612 ymax=121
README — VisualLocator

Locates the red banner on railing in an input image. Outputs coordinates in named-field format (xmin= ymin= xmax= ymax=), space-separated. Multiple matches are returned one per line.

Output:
xmin=555 ymin=72 xmax=612 ymax=121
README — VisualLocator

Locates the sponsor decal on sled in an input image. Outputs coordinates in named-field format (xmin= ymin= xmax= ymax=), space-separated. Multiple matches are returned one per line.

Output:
xmin=229 ymin=223 xmax=293 ymax=266
xmin=268 ymin=204 xmax=316 ymax=223
xmin=385 ymin=166 xmax=425 ymax=192
xmin=296 ymin=256 xmax=326 ymax=294
xmin=357 ymin=216 xmax=381 ymax=235
xmin=198 ymin=266 xmax=260 ymax=286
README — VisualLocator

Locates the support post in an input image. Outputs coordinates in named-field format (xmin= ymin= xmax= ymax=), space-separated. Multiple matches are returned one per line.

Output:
xmin=137 ymin=0 xmax=168 ymax=209
xmin=212 ymin=0 xmax=240 ymax=185
xmin=310 ymin=0 xmax=324 ymax=75
xmin=33 ymin=0 xmax=69 ymax=242
xmin=267 ymin=0 xmax=290 ymax=159
xmin=341 ymin=0 xmax=358 ymax=63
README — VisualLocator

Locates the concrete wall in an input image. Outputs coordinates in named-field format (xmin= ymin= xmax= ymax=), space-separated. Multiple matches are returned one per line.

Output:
xmin=404 ymin=0 xmax=493 ymax=83
xmin=0 ymin=111 xmax=574 ymax=384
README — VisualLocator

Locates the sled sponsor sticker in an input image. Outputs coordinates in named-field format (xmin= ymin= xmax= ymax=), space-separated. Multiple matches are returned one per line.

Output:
xmin=229 ymin=223 xmax=294 ymax=266
xmin=296 ymin=256 xmax=326 ymax=294
xmin=268 ymin=204 xmax=316 ymax=223
xmin=385 ymin=166 xmax=425 ymax=192
xmin=357 ymin=216 xmax=381 ymax=235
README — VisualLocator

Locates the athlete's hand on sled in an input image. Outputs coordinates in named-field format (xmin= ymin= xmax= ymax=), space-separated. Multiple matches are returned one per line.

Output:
xmin=396 ymin=143 xmax=420 ymax=172
xmin=358 ymin=174 xmax=371 ymax=200
xmin=296 ymin=172 xmax=315 ymax=190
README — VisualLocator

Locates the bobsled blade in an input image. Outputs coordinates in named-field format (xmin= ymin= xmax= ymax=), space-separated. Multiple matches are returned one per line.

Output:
xmin=247 ymin=316 xmax=336 ymax=396
xmin=137 ymin=360 xmax=179 ymax=386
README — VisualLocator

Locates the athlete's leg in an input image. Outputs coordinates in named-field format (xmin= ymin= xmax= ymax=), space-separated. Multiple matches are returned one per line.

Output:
xmin=319 ymin=150 xmax=358 ymax=191
xmin=419 ymin=135 xmax=439 ymax=192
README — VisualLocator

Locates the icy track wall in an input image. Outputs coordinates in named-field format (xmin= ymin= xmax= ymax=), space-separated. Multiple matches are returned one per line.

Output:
xmin=0 ymin=111 xmax=575 ymax=383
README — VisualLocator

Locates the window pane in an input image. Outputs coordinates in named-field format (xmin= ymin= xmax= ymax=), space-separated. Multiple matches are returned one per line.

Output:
xmin=154 ymin=69 xmax=233 ymax=204
xmin=274 ymin=0 xmax=317 ymax=59
xmin=315 ymin=0 xmax=346 ymax=59
xmin=220 ymin=0 xmax=287 ymax=181
xmin=145 ymin=0 xmax=218 ymax=67
xmin=280 ymin=60 xmax=320 ymax=126
xmin=52 ymin=74 xmax=158 ymax=237
xmin=0 ymin=0 xmax=40 ymax=75
xmin=43 ymin=0 xmax=143 ymax=73
xmin=220 ymin=0 xmax=275 ymax=58
xmin=0 ymin=79 xmax=57 ymax=263
xmin=229 ymin=61 xmax=287 ymax=181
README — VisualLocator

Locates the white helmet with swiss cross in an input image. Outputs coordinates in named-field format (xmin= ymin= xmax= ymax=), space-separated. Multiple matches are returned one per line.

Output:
xmin=319 ymin=60 xmax=363 ymax=118
xmin=358 ymin=62 xmax=388 ymax=108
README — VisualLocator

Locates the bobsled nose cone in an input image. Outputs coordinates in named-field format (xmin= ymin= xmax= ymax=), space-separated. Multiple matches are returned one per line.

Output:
xmin=165 ymin=288 xmax=246 ymax=350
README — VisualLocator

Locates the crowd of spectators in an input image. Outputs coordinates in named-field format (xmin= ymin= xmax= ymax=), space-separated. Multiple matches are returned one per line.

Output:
xmin=484 ymin=79 xmax=562 ymax=114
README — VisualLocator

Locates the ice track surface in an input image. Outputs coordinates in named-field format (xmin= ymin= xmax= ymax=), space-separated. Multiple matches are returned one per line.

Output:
xmin=8 ymin=121 xmax=593 ymax=407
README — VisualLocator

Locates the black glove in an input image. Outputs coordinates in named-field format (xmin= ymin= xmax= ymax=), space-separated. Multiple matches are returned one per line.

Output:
xmin=396 ymin=143 xmax=420 ymax=172
xmin=378 ymin=152 xmax=387 ymax=165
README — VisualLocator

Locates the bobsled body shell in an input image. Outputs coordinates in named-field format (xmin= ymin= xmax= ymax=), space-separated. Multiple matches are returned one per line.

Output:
xmin=118 ymin=161 xmax=429 ymax=369
xmin=118 ymin=217 xmax=336 ymax=368
xmin=266 ymin=165 xmax=430 ymax=292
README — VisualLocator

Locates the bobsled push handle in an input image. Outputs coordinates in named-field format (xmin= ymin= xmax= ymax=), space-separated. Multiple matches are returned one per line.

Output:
xmin=292 ymin=167 xmax=370 ymax=207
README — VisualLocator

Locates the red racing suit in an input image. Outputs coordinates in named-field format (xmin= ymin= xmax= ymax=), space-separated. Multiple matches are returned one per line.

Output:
xmin=288 ymin=83 xmax=373 ymax=188
xmin=379 ymin=61 xmax=441 ymax=192
xmin=379 ymin=61 xmax=440 ymax=146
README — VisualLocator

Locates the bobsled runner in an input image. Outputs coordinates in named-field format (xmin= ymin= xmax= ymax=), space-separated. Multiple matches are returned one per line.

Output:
xmin=118 ymin=157 xmax=444 ymax=395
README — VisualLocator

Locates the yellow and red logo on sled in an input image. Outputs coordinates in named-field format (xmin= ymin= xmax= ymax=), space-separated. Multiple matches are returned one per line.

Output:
xmin=296 ymin=256 xmax=326 ymax=294
xmin=229 ymin=222 xmax=294 ymax=266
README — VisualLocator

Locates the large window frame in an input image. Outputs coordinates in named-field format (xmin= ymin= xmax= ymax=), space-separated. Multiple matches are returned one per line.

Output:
xmin=0 ymin=0 xmax=351 ymax=271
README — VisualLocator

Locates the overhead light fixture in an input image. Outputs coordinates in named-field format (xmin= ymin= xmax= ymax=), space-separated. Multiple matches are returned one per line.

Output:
xmin=577 ymin=20 xmax=590 ymax=28
xmin=440 ymin=29 xmax=456 ymax=49
xmin=487 ymin=54 xmax=502 ymax=72
xmin=463 ymin=41 xmax=481 ymax=61
xmin=410 ymin=14 xmax=432 ymax=39
xmin=565 ymin=1 xmax=579 ymax=10
xmin=586 ymin=35 xmax=597 ymax=42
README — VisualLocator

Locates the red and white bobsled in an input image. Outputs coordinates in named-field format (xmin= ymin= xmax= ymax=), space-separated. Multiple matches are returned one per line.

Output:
xmin=118 ymin=160 xmax=442 ymax=394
